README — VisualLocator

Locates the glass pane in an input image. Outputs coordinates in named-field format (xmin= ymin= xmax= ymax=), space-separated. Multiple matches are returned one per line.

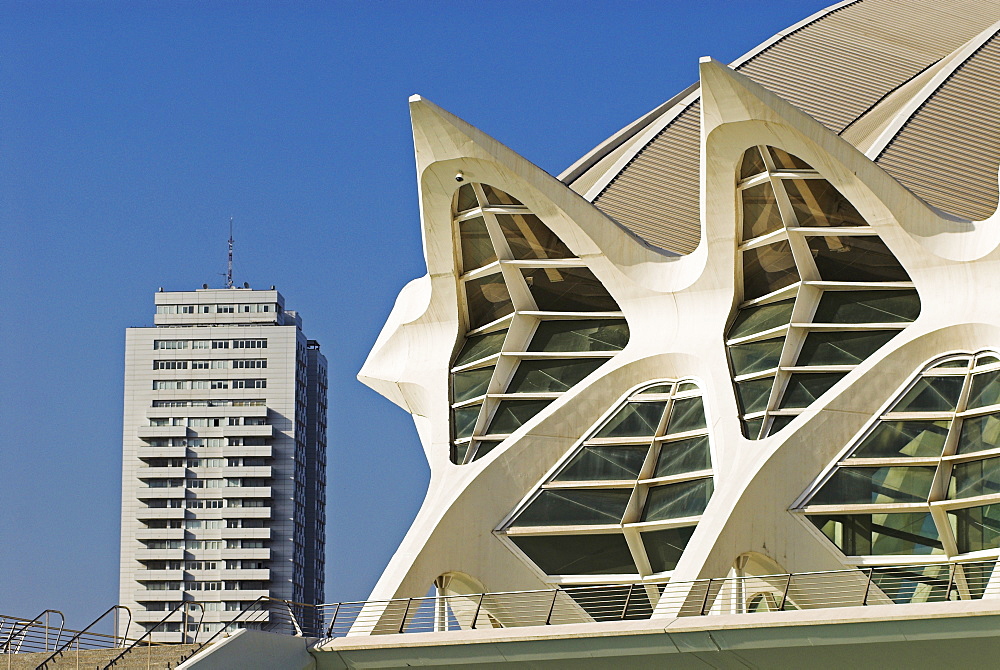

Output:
xmin=528 ymin=319 xmax=629 ymax=352
xmin=737 ymin=377 xmax=773 ymax=414
xmin=739 ymin=146 xmax=766 ymax=179
xmin=511 ymin=489 xmax=631 ymax=527
xmin=565 ymin=583 xmax=653 ymax=621
xmin=470 ymin=440 xmax=502 ymax=463
xmin=641 ymin=478 xmax=714 ymax=521
xmin=639 ymin=383 xmax=673 ymax=395
xmin=969 ymin=370 xmax=1000 ymax=409
xmin=767 ymin=146 xmax=812 ymax=169
xmin=554 ymin=446 xmax=649 ymax=481
xmin=452 ymin=405 xmax=481 ymax=439
xmin=784 ymin=179 xmax=867 ymax=227
xmin=506 ymin=359 xmax=604 ymax=394
xmin=766 ymin=414 xmax=794 ymax=435
xmin=796 ymin=330 xmax=896 ymax=366
xmin=454 ymin=330 xmax=507 ymax=367
xmin=743 ymin=418 xmax=764 ymax=439
xmin=891 ymin=376 xmax=964 ymax=413
xmin=480 ymin=184 xmax=522 ymax=206
xmin=641 ymin=526 xmax=696 ymax=573
xmin=742 ymin=240 xmax=798 ymax=300
xmin=810 ymin=466 xmax=934 ymax=504
xmin=510 ymin=533 xmax=635 ymax=576
xmin=465 ymin=273 xmax=513 ymax=329
xmin=951 ymin=457 xmax=1000 ymax=499
xmin=486 ymin=399 xmax=552 ymax=434
xmin=459 ymin=216 xmax=496 ymax=272
xmin=851 ymin=420 xmax=950 ymax=458
xmin=957 ymin=413 xmax=1000 ymax=454
xmin=871 ymin=564 xmax=952 ymax=604
xmin=596 ymin=402 xmax=666 ymax=438
xmin=727 ymin=299 xmax=794 ymax=339
xmin=654 ymin=436 xmax=711 ymax=477
xmin=779 ymin=373 xmax=845 ymax=409
xmin=936 ymin=358 xmax=971 ymax=369
xmin=455 ymin=183 xmax=479 ymax=212
xmin=741 ymin=182 xmax=784 ymax=239
xmin=521 ymin=267 xmax=619 ymax=312
xmin=666 ymin=397 xmax=707 ymax=434
xmin=495 ymin=213 xmax=573 ymax=260
xmin=677 ymin=381 xmax=699 ymax=392
xmin=453 ymin=441 xmax=472 ymax=465
xmin=950 ymin=505 xmax=1000 ymax=553
xmin=807 ymin=236 xmax=910 ymax=283
xmin=978 ymin=355 xmax=1000 ymax=367
xmin=813 ymin=290 xmax=919 ymax=324
xmin=729 ymin=337 xmax=783 ymax=376
xmin=810 ymin=513 xmax=942 ymax=556
xmin=452 ymin=366 xmax=493 ymax=403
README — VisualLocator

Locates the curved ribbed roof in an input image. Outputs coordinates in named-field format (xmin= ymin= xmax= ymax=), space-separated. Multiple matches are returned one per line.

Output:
xmin=568 ymin=0 xmax=1000 ymax=253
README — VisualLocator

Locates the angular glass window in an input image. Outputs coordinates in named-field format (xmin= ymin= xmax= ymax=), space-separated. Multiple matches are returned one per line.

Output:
xmin=891 ymin=376 xmax=964 ymax=413
xmin=796 ymin=330 xmax=897 ymax=366
xmin=785 ymin=180 xmax=867 ymax=228
xmin=511 ymin=489 xmax=631 ymax=527
xmin=851 ymin=421 xmax=950 ymax=459
xmin=486 ymin=399 xmax=553 ymax=435
xmin=469 ymin=439 xmax=502 ymax=462
xmin=510 ymin=533 xmax=635 ymax=576
xmin=641 ymin=526 xmax=697 ymax=573
xmin=809 ymin=513 xmax=943 ymax=556
xmin=506 ymin=359 xmax=604 ymax=394
xmin=743 ymin=417 xmax=764 ymax=439
xmin=595 ymin=402 xmax=665 ymax=438
xmin=454 ymin=330 xmax=507 ymax=367
xmin=767 ymin=146 xmax=812 ymax=170
xmin=810 ymin=466 xmax=934 ymax=505
xmin=779 ymin=373 xmax=845 ymax=409
xmin=729 ymin=337 xmax=783 ymax=376
xmin=654 ymin=436 xmax=711 ymax=477
xmin=736 ymin=377 xmax=773 ymax=414
xmin=950 ymin=505 xmax=1000 ymax=554
xmin=870 ymin=564 xmax=952 ymax=605
xmin=742 ymin=240 xmax=798 ymax=300
xmin=480 ymin=184 xmax=522 ymax=206
xmin=459 ymin=216 xmax=496 ymax=273
xmin=521 ymin=267 xmax=619 ymax=312
xmin=553 ymin=446 xmax=648 ymax=482
xmin=968 ymin=370 xmax=1000 ymax=410
xmin=813 ymin=290 xmax=920 ymax=324
xmin=455 ymin=183 xmax=479 ymax=212
xmin=951 ymin=457 xmax=1000 ymax=499
xmin=453 ymin=441 xmax=473 ymax=465
xmin=452 ymin=366 xmax=494 ymax=403
xmin=741 ymin=182 xmax=783 ymax=239
xmin=956 ymin=412 xmax=1000 ymax=454
xmin=739 ymin=146 xmax=766 ymax=179
xmin=639 ymin=384 xmax=673 ymax=395
xmin=665 ymin=397 xmax=707 ymax=434
xmin=452 ymin=405 xmax=481 ymax=440
xmin=641 ymin=478 xmax=714 ymax=521
xmin=528 ymin=319 xmax=629 ymax=352
xmin=495 ymin=213 xmax=574 ymax=260
xmin=464 ymin=273 xmax=513 ymax=329
xmin=766 ymin=414 xmax=794 ymax=435
xmin=728 ymin=299 xmax=794 ymax=339
xmin=807 ymin=236 xmax=910 ymax=283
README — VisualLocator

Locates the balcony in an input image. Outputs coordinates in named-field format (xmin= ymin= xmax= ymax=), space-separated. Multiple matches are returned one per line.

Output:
xmin=137 ymin=590 xmax=186 ymax=601
xmin=220 ymin=548 xmax=270 ymax=560
xmin=223 ymin=507 xmax=271 ymax=519
xmin=139 ymin=466 xmax=187 ymax=478
xmin=222 ymin=445 xmax=271 ymax=458
xmin=222 ymin=569 xmax=270 ymax=581
xmin=136 ymin=528 xmax=185 ymax=540
xmin=136 ymin=446 xmax=189 ymax=458
xmin=223 ymin=425 xmax=273 ymax=438
xmin=138 ymin=425 xmax=189 ymax=439
xmin=146 ymin=406 xmax=268 ymax=419
xmin=223 ymin=486 xmax=272 ymax=498
xmin=135 ymin=569 xmax=185 ymax=580
xmin=137 ymin=488 xmax=185 ymax=499
xmin=134 ymin=549 xmax=185 ymax=561
xmin=219 ymin=589 xmax=269 ymax=600
xmin=221 ymin=527 xmax=271 ymax=540
xmin=136 ymin=507 xmax=185 ymax=520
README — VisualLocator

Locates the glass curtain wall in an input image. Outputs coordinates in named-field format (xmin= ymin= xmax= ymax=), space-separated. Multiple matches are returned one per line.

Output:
xmin=728 ymin=146 xmax=919 ymax=440
xmin=450 ymin=183 xmax=629 ymax=464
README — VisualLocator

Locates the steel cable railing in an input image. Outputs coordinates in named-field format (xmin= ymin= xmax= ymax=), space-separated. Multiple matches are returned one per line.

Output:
xmin=35 ymin=606 xmax=131 ymax=669
xmin=1 ymin=610 xmax=65 ymax=657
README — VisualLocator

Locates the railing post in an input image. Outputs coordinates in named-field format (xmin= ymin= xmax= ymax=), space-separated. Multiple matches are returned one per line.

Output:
xmin=545 ymin=589 xmax=559 ymax=625
xmin=470 ymin=594 xmax=484 ymax=630
xmin=779 ymin=575 xmax=792 ymax=611
xmin=398 ymin=599 xmax=413 ymax=634
xmin=862 ymin=568 xmax=874 ymax=606
xmin=700 ymin=579 xmax=714 ymax=616
xmin=325 ymin=603 xmax=341 ymax=637
xmin=944 ymin=564 xmax=957 ymax=602
xmin=621 ymin=584 xmax=635 ymax=621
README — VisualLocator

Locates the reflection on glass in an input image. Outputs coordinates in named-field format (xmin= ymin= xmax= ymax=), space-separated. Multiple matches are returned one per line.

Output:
xmin=743 ymin=418 xmax=764 ymax=439
xmin=728 ymin=299 xmax=795 ymax=339
xmin=891 ymin=376 xmax=964 ymax=413
xmin=978 ymin=355 xmax=1000 ymax=367
xmin=452 ymin=366 xmax=494 ymax=403
xmin=512 ymin=489 xmax=631 ymax=527
xmin=495 ymin=213 xmax=573 ymax=260
xmin=480 ymin=184 xmax=522 ymax=206
xmin=465 ymin=273 xmax=513 ymax=329
xmin=641 ymin=526 xmax=697 ymax=573
xmin=596 ymin=402 xmax=666 ymax=438
xmin=742 ymin=183 xmax=783 ymax=239
xmin=739 ymin=146 xmax=766 ymax=179
xmin=968 ymin=370 xmax=1000 ymax=409
xmin=470 ymin=440 xmax=502 ymax=462
xmin=737 ymin=378 xmax=773 ymax=414
xmin=506 ymin=359 xmax=604 ymax=394
xmin=641 ymin=478 xmax=714 ymax=521
xmin=767 ymin=146 xmax=812 ymax=170
xmin=807 ymin=236 xmax=910 ymax=283
xmin=785 ymin=179 xmax=867 ymax=227
xmin=951 ymin=457 xmax=1000 ymax=499
xmin=455 ymin=183 xmax=479 ymax=212
xmin=511 ymin=533 xmax=635 ymax=576
xmin=766 ymin=414 xmax=794 ymax=435
xmin=811 ymin=466 xmax=934 ymax=504
xmin=521 ymin=267 xmax=619 ymax=312
xmin=639 ymin=384 xmax=673 ymax=395
xmin=454 ymin=330 xmax=507 ymax=367
xmin=486 ymin=399 xmax=552 ymax=435
xmin=677 ymin=381 xmax=699 ymax=392
xmin=452 ymin=405 xmax=481 ymax=439
xmin=950 ymin=505 xmax=1000 ymax=553
xmin=779 ymin=373 xmax=845 ymax=409
xmin=654 ymin=436 xmax=711 ymax=477
xmin=742 ymin=240 xmax=799 ymax=300
xmin=813 ymin=290 xmax=920 ymax=324
xmin=554 ymin=446 xmax=648 ymax=481
xmin=852 ymin=421 xmax=950 ymax=458
xmin=796 ymin=330 xmax=896 ymax=366
xmin=666 ymin=397 xmax=707 ymax=434
xmin=730 ymin=337 xmax=783 ymax=376
xmin=528 ymin=319 xmax=629 ymax=352
xmin=459 ymin=216 xmax=496 ymax=272
xmin=957 ymin=413 xmax=1000 ymax=454
xmin=871 ymin=564 xmax=951 ymax=604
xmin=453 ymin=441 xmax=472 ymax=465
xmin=810 ymin=513 xmax=943 ymax=555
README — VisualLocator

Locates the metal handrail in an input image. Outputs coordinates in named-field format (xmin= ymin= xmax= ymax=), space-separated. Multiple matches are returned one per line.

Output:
xmin=36 ymin=605 xmax=131 ymax=670
xmin=1 ymin=609 xmax=64 ymax=654
xmin=103 ymin=601 xmax=204 ymax=669
xmin=173 ymin=595 xmax=274 ymax=666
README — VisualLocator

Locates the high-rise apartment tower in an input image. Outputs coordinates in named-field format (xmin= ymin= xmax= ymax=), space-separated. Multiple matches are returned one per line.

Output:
xmin=119 ymin=287 xmax=327 ymax=640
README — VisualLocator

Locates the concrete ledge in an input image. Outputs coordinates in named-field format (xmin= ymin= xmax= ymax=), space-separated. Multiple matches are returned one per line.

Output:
xmin=177 ymin=629 xmax=316 ymax=670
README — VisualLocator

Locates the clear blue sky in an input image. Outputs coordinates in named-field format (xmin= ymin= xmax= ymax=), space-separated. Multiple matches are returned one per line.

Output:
xmin=1 ymin=0 xmax=831 ymax=625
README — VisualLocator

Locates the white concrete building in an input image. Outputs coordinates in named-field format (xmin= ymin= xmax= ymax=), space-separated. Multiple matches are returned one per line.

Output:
xmin=119 ymin=287 xmax=326 ymax=640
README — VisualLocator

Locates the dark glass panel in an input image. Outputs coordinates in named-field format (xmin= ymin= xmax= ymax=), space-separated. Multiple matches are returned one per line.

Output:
xmin=957 ymin=413 xmax=1000 ymax=454
xmin=639 ymin=384 xmax=673 ymax=395
xmin=641 ymin=478 xmax=714 ymax=521
xmin=809 ymin=513 xmax=942 ymax=556
xmin=742 ymin=240 xmax=799 ymax=300
xmin=936 ymin=358 xmax=971 ymax=368
xmin=736 ymin=378 xmax=773 ymax=414
xmin=510 ymin=533 xmax=635 ymax=575
xmin=564 ymin=584 xmax=654 ymax=621
xmin=978 ymin=355 xmax=1000 ymax=367
xmin=741 ymin=182 xmax=783 ymax=239
xmin=506 ymin=359 xmax=604 ymax=394
xmin=495 ymin=213 xmax=573 ymax=260
xmin=666 ymin=397 xmax=707 ymax=434
xmin=459 ymin=216 xmax=496 ymax=272
xmin=807 ymin=236 xmax=910 ymax=283
xmin=465 ymin=273 xmax=513 ymax=329
xmin=470 ymin=440 xmax=502 ymax=463
xmin=851 ymin=421 xmax=950 ymax=458
xmin=951 ymin=457 xmax=1000 ymax=499
xmin=729 ymin=337 xmax=783 ymax=376
xmin=767 ymin=146 xmax=812 ymax=170
xmin=810 ymin=466 xmax=934 ymax=504
xmin=521 ymin=267 xmax=619 ymax=312
xmin=727 ymin=299 xmax=794 ymax=339
xmin=486 ymin=399 xmax=552 ymax=435
xmin=784 ymin=179 xmax=867 ymax=227
xmin=743 ymin=418 xmax=764 ymax=439
xmin=641 ymin=526 xmax=697 ymax=573
xmin=950 ymin=506 xmax=1000 ymax=554
xmin=891 ymin=376 xmax=964 ymax=412
xmin=452 ymin=366 xmax=493 ymax=403
xmin=453 ymin=441 xmax=472 ymax=465
xmin=813 ymin=290 xmax=920 ymax=324
xmin=455 ymin=183 xmax=479 ymax=212
xmin=739 ymin=146 xmax=767 ymax=179
xmin=454 ymin=330 xmax=507 ymax=367
xmin=779 ymin=373 xmax=845 ymax=408
xmin=796 ymin=330 xmax=896 ymax=366
xmin=677 ymin=382 xmax=699 ymax=392
xmin=480 ymin=184 xmax=522 ymax=206
xmin=969 ymin=370 xmax=1000 ymax=409
xmin=958 ymin=561 xmax=997 ymax=599
xmin=452 ymin=405 xmax=481 ymax=440
xmin=595 ymin=402 xmax=666 ymax=438
xmin=654 ymin=436 xmax=711 ymax=477
xmin=871 ymin=564 xmax=952 ymax=604
xmin=554 ymin=446 xmax=648 ymax=481
xmin=766 ymin=414 xmax=794 ymax=435
xmin=511 ymin=489 xmax=631 ymax=527
xmin=528 ymin=319 xmax=629 ymax=352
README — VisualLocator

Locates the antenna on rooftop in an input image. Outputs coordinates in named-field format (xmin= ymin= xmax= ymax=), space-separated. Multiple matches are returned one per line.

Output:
xmin=226 ymin=217 xmax=234 ymax=289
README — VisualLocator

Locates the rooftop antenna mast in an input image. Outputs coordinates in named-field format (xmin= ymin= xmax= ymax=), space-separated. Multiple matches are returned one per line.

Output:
xmin=226 ymin=217 xmax=234 ymax=289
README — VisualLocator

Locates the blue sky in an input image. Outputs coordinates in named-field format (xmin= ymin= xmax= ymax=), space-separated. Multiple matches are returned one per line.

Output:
xmin=1 ymin=0 xmax=831 ymax=624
